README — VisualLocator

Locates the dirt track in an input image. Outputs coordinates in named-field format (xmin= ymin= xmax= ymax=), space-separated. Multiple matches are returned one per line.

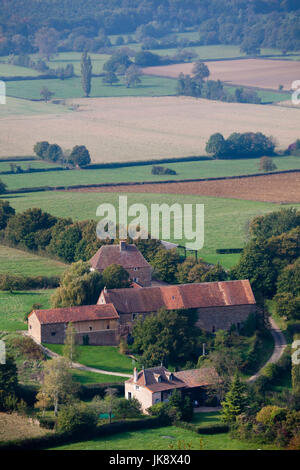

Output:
xmin=66 ymin=172 xmax=300 ymax=203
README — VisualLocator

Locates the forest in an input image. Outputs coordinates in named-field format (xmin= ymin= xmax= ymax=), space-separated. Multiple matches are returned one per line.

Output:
xmin=0 ymin=0 xmax=299 ymax=56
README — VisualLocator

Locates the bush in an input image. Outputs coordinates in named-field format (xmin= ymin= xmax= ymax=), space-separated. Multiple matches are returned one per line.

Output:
xmin=56 ymin=402 xmax=98 ymax=435
xmin=151 ymin=165 xmax=177 ymax=175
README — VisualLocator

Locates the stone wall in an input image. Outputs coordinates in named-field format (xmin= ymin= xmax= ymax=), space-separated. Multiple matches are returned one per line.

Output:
xmin=196 ymin=304 xmax=256 ymax=332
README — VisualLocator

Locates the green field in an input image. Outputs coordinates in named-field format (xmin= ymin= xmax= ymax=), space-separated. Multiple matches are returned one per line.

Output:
xmin=1 ymin=156 xmax=300 ymax=191
xmin=0 ymin=160 xmax=63 ymax=172
xmin=0 ymin=244 xmax=67 ymax=277
xmin=71 ymin=369 xmax=126 ymax=384
xmin=2 ymin=190 xmax=300 ymax=268
xmin=0 ymin=96 xmax=70 ymax=117
xmin=49 ymin=424 xmax=277 ymax=450
xmin=0 ymin=289 xmax=54 ymax=331
xmin=224 ymin=85 xmax=289 ymax=104
xmin=44 ymin=344 xmax=133 ymax=374
xmin=0 ymin=62 xmax=41 ymax=77
xmin=6 ymin=75 xmax=177 ymax=100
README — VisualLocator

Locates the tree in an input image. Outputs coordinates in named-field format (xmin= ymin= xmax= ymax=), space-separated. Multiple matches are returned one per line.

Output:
xmin=102 ymin=264 xmax=131 ymax=289
xmin=0 ymin=355 xmax=18 ymax=410
xmin=0 ymin=179 xmax=6 ymax=194
xmin=132 ymin=308 xmax=198 ymax=368
xmin=51 ymin=260 xmax=104 ymax=308
xmin=34 ymin=27 xmax=59 ymax=59
xmin=151 ymin=248 xmax=181 ymax=284
xmin=33 ymin=141 xmax=50 ymax=159
xmin=250 ymin=208 xmax=300 ymax=240
xmin=274 ymin=292 xmax=300 ymax=321
xmin=0 ymin=200 xmax=15 ymax=230
xmin=124 ymin=65 xmax=142 ymax=88
xmin=104 ymin=387 xmax=118 ymax=424
xmin=221 ymin=373 xmax=248 ymax=423
xmin=39 ymin=357 xmax=76 ymax=416
xmin=68 ymin=145 xmax=91 ymax=167
xmin=46 ymin=143 xmax=63 ymax=162
xmin=40 ymin=86 xmax=54 ymax=103
xmin=63 ymin=322 xmax=79 ymax=365
xmin=259 ymin=156 xmax=277 ymax=172
xmin=205 ymin=133 xmax=228 ymax=158
xmin=81 ymin=51 xmax=92 ymax=97
xmin=192 ymin=61 xmax=210 ymax=84
xmin=57 ymin=401 xmax=98 ymax=434
xmin=135 ymin=51 xmax=161 ymax=66
xmin=102 ymin=71 xmax=119 ymax=85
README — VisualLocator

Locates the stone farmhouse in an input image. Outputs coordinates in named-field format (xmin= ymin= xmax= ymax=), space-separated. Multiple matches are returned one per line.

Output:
xmin=125 ymin=366 xmax=220 ymax=413
xmin=98 ymin=280 xmax=256 ymax=334
xmin=90 ymin=241 xmax=152 ymax=287
xmin=28 ymin=304 xmax=120 ymax=345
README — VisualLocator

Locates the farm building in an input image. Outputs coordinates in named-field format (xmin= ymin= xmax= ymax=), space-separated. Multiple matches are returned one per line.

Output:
xmin=28 ymin=304 xmax=120 ymax=345
xmin=90 ymin=241 xmax=152 ymax=287
xmin=98 ymin=280 xmax=256 ymax=333
xmin=125 ymin=366 xmax=220 ymax=413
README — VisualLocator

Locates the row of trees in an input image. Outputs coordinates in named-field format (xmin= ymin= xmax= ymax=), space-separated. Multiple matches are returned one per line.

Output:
xmin=34 ymin=141 xmax=91 ymax=167
xmin=205 ymin=132 xmax=276 ymax=159
xmin=177 ymin=61 xmax=262 ymax=104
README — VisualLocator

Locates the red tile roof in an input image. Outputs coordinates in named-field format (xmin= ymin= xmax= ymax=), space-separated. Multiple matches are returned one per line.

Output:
xmin=90 ymin=243 xmax=151 ymax=271
xmin=29 ymin=304 xmax=119 ymax=325
xmin=99 ymin=280 xmax=255 ymax=314
xmin=126 ymin=366 xmax=220 ymax=392
xmin=127 ymin=366 xmax=186 ymax=392
xmin=174 ymin=367 xmax=221 ymax=388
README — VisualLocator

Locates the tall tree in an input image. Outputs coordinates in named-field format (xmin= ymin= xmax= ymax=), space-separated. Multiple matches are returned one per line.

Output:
xmin=81 ymin=51 xmax=92 ymax=97
xmin=63 ymin=322 xmax=78 ymax=365
xmin=221 ymin=373 xmax=248 ymax=423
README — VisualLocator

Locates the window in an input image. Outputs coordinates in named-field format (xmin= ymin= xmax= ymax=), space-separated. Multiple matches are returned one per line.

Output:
xmin=133 ymin=277 xmax=139 ymax=282
xmin=134 ymin=267 xmax=138 ymax=271
xmin=29 ymin=325 xmax=32 ymax=329
xmin=89 ymin=326 xmax=93 ymax=331
xmin=107 ymin=324 xmax=110 ymax=329
xmin=51 ymin=332 xmax=56 ymax=336
xmin=212 ymin=325 xmax=216 ymax=333
xmin=128 ymin=392 xmax=132 ymax=400
xmin=135 ymin=385 xmax=139 ymax=390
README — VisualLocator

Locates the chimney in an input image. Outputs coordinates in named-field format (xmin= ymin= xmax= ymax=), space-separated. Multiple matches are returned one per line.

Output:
xmin=120 ymin=240 xmax=127 ymax=252
xmin=133 ymin=367 xmax=138 ymax=383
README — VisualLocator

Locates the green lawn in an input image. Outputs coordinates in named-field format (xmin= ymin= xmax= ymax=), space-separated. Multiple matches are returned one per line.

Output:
xmin=0 ymin=160 xmax=62 ymax=172
xmin=49 ymin=424 xmax=278 ymax=450
xmin=191 ymin=411 xmax=221 ymax=426
xmin=2 ymin=190 xmax=300 ymax=269
xmin=0 ymin=244 xmax=67 ymax=277
xmin=44 ymin=344 xmax=133 ymax=375
xmin=6 ymin=75 xmax=177 ymax=100
xmin=71 ymin=369 xmax=127 ymax=384
xmin=2 ymin=156 xmax=300 ymax=191
xmin=0 ymin=289 xmax=54 ymax=331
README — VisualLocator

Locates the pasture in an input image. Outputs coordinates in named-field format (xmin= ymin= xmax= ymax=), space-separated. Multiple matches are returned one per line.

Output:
xmin=0 ymin=96 xmax=69 ymax=117
xmin=44 ymin=344 xmax=133 ymax=375
xmin=1 ymin=96 xmax=300 ymax=159
xmin=49 ymin=424 xmax=277 ymax=450
xmin=0 ymin=245 xmax=67 ymax=277
xmin=143 ymin=59 xmax=300 ymax=91
xmin=2 ymin=190 xmax=300 ymax=268
xmin=1 ymin=155 xmax=300 ymax=191
xmin=0 ymin=289 xmax=54 ymax=331
xmin=5 ymin=75 xmax=177 ymax=101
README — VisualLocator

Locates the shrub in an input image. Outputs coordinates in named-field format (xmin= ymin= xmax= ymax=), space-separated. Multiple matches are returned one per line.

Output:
xmin=151 ymin=165 xmax=177 ymax=175
xmin=56 ymin=402 xmax=98 ymax=435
